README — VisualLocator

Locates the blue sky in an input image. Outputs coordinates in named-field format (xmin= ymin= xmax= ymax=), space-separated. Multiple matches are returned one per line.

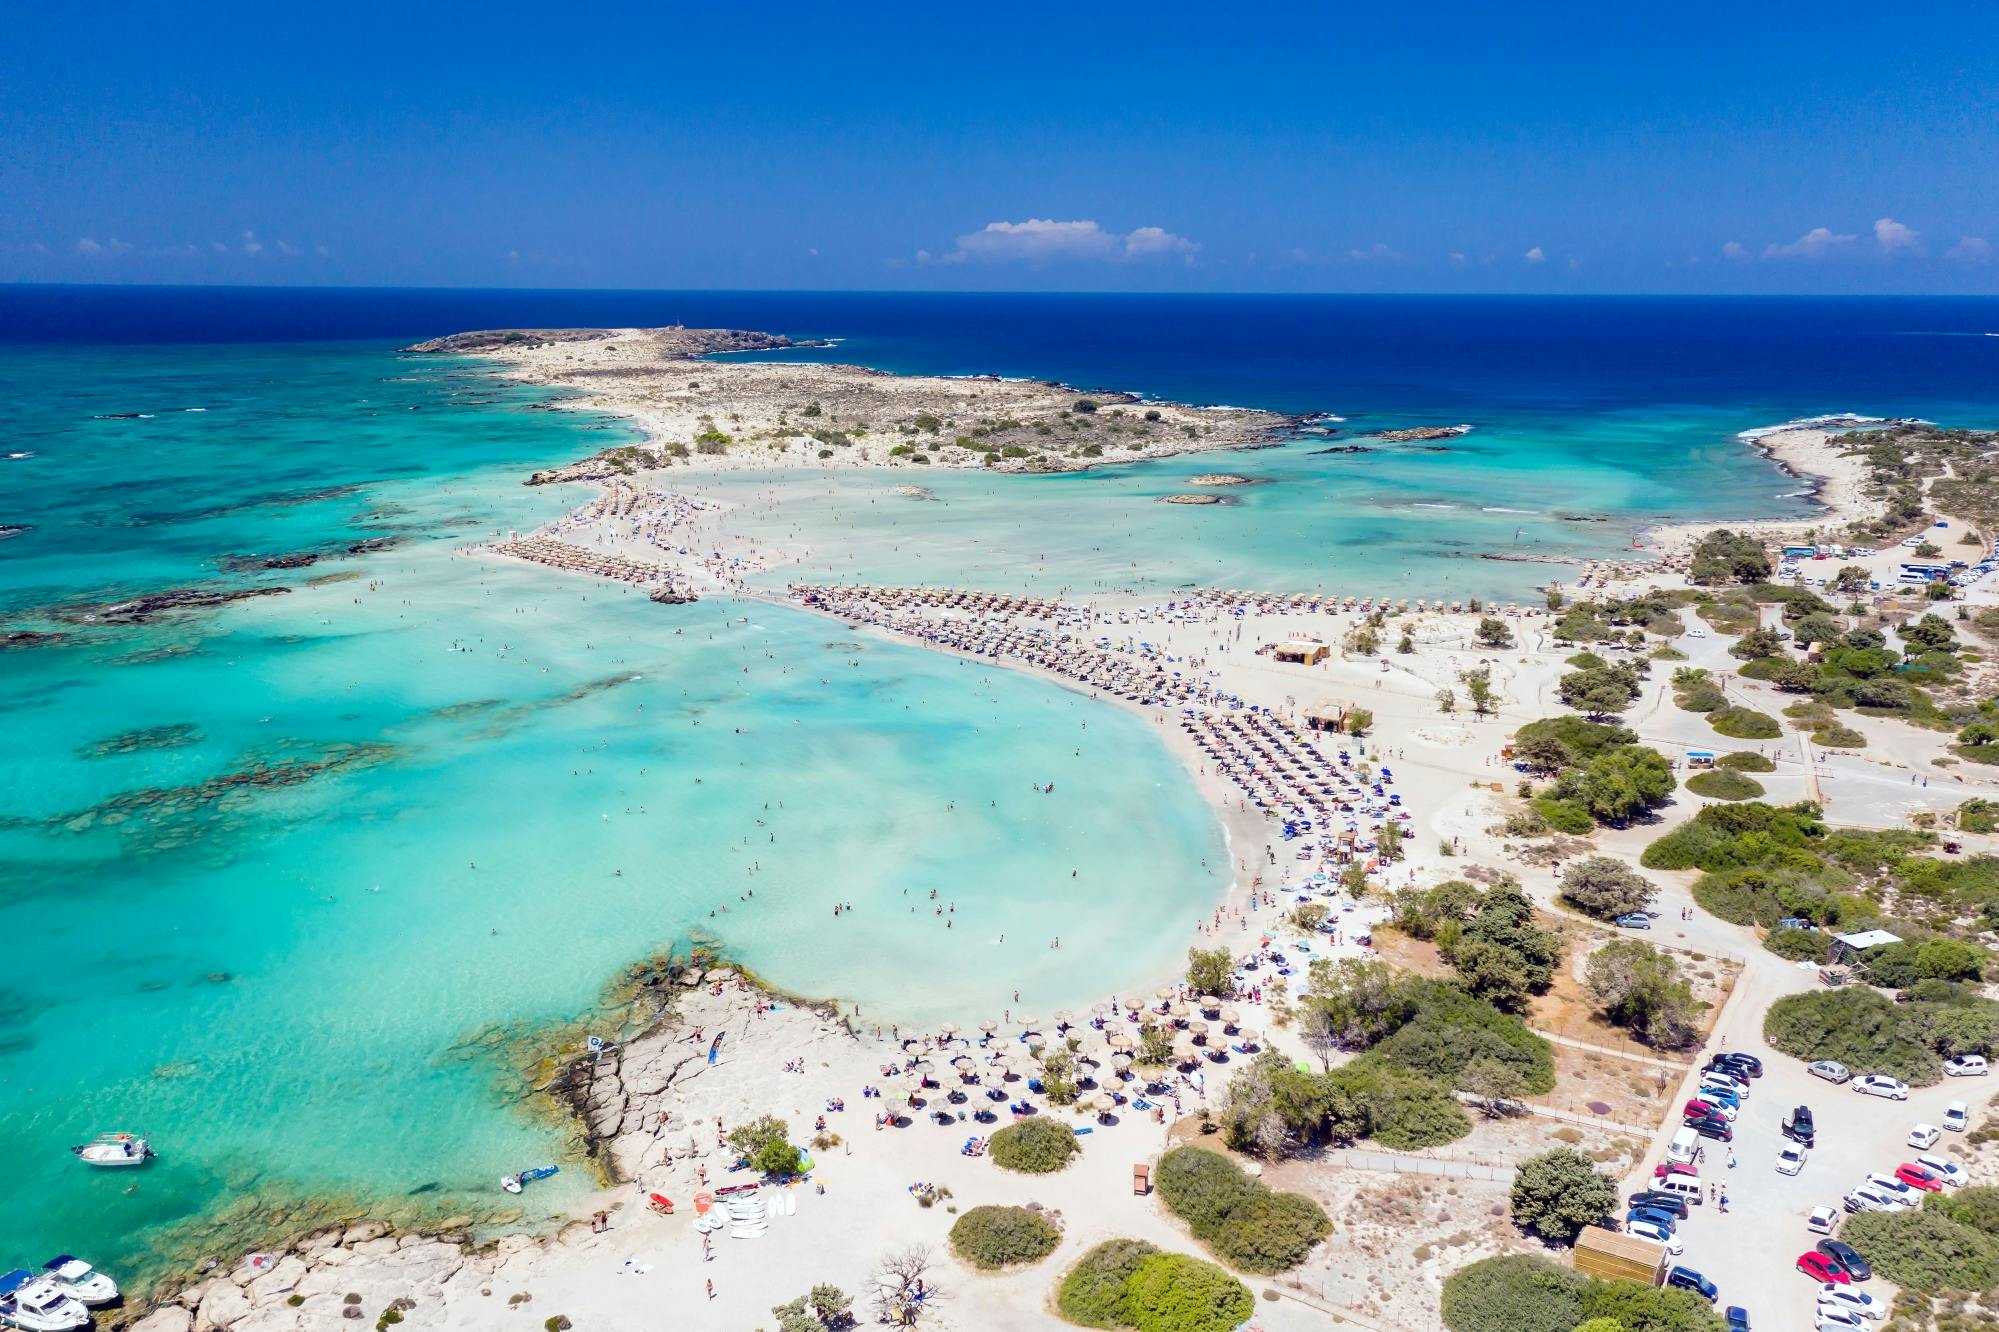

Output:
xmin=4 ymin=3 xmax=1995 ymax=293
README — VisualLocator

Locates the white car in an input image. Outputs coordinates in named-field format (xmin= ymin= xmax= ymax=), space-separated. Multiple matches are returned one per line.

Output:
xmin=1865 ymin=1171 xmax=1916 ymax=1199
xmin=1910 ymin=1123 xmax=1943 ymax=1149
xmin=1700 ymin=1072 xmax=1749 ymax=1099
xmin=1686 ymin=627 xmax=1708 ymax=638
xmin=1810 ymin=1060 xmax=1851 ymax=1084
xmin=1777 ymin=1144 xmax=1809 ymax=1175
xmin=1943 ymin=1102 xmax=1970 ymax=1133
xmin=1807 ymin=1205 xmax=1841 ymax=1234
xmin=1692 ymin=1092 xmax=1739 ymax=1121
xmin=1852 ymin=1074 xmax=1909 ymax=1100
xmin=1944 ymin=1054 xmax=1988 ymax=1077
xmin=1624 ymin=1218 xmax=1683 ymax=1253
xmin=1817 ymin=1309 xmax=1867 ymax=1332
xmin=1844 ymin=1186 xmax=1908 ymax=1213
xmin=1901 ymin=536 xmax=1925 ymax=548
xmin=1914 ymin=1153 xmax=1969 ymax=1187
xmin=1818 ymin=1287 xmax=1885 ymax=1319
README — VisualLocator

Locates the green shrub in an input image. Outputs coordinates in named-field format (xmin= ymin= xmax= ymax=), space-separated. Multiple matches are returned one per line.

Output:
xmin=1686 ymin=769 xmax=1764 ymax=801
xmin=1710 ymin=706 xmax=1781 ymax=739
xmin=1842 ymin=1208 xmax=1999 ymax=1292
xmin=1763 ymin=988 xmax=1945 ymax=1084
xmin=1509 ymin=1148 xmax=1618 ymax=1242
xmin=1439 ymin=1254 xmax=1587 ymax=1332
xmin=1763 ymin=927 xmax=1829 ymax=962
xmin=1674 ymin=679 xmax=1728 ymax=712
xmin=1814 ymin=725 xmax=1867 ymax=749
xmin=990 ymin=1115 xmax=1078 ymax=1173
xmin=1057 ymin=1241 xmax=1253 ymax=1332
xmin=1533 ymin=795 xmax=1595 ymax=835
xmin=949 ymin=1204 xmax=1061 ymax=1270
xmin=1326 ymin=1056 xmax=1475 ymax=1148
xmin=1717 ymin=751 xmax=1776 ymax=772
xmin=1059 ymin=1239 xmax=1159 ymax=1328
xmin=1153 ymin=1147 xmax=1330 ymax=1273
xmin=1123 ymin=1253 xmax=1255 ymax=1332
xmin=1931 ymin=1186 xmax=1999 ymax=1237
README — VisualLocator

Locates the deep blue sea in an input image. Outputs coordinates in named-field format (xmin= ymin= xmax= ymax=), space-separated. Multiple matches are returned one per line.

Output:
xmin=2 ymin=286 xmax=1995 ymax=1285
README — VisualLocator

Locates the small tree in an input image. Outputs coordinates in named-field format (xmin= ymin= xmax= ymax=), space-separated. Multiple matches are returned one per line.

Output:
xmin=1345 ymin=708 xmax=1374 ymax=738
xmin=1345 ymin=626 xmax=1381 ymax=657
xmin=1436 ymin=687 xmax=1458 ymax=714
xmin=1377 ymin=821 xmax=1403 ymax=863
xmin=729 ymin=1115 xmax=802 ymax=1176
xmin=1509 ymin=1147 xmax=1617 ymax=1242
xmin=1558 ymin=856 xmax=1657 ymax=919
xmin=869 ymin=1247 xmax=940 ymax=1326
xmin=1187 ymin=945 xmax=1234 ymax=995
xmin=1136 ymin=1023 xmax=1175 ymax=1067
xmin=1475 ymin=617 xmax=1515 ymax=649
xmin=1462 ymin=666 xmax=1498 ymax=717
xmin=1040 ymin=1049 xmax=1080 ymax=1106
xmin=1457 ymin=1054 xmax=1526 ymax=1116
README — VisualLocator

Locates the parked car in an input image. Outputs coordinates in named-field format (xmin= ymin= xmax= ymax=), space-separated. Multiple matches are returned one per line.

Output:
xmin=1852 ymin=1075 xmax=1909 ymax=1100
xmin=1819 ymin=1240 xmax=1872 ymax=1281
xmin=1944 ymin=1054 xmax=1988 ymax=1077
xmin=1807 ymin=1205 xmax=1841 ymax=1234
xmin=1684 ymin=1115 xmax=1733 ymax=1142
xmin=1711 ymin=1052 xmax=1764 ymax=1078
xmin=1688 ymin=1096 xmax=1738 ymax=1122
xmin=1798 ymin=1252 xmax=1850 ymax=1284
xmin=1783 ymin=1105 xmax=1816 ymax=1145
xmin=1628 ymin=1190 xmax=1691 ymax=1218
xmin=1816 ymin=1286 xmax=1884 ymax=1319
xmin=1908 ymin=1123 xmax=1942 ymax=1149
xmin=1914 ymin=1153 xmax=1969 ymax=1187
xmin=1698 ymin=1082 xmax=1742 ymax=1109
xmin=1655 ymin=1159 xmax=1699 ymax=1180
xmin=1628 ymin=1206 xmax=1680 ymax=1232
xmin=1615 ymin=912 xmax=1652 ymax=929
xmin=1863 ymin=1172 xmax=1916 ymax=1199
xmin=1842 ymin=1186 xmax=1908 ymax=1214
xmin=1777 ymin=1144 xmax=1809 ymax=1175
xmin=1701 ymin=1070 xmax=1750 ymax=1097
xmin=1668 ymin=1267 xmax=1718 ymax=1302
xmin=1816 ymin=1310 xmax=1866 ymax=1332
xmin=1725 ymin=1308 xmax=1750 ymax=1332
xmin=1893 ymin=1163 xmax=1944 ymax=1192
xmin=1809 ymin=1060 xmax=1851 ymax=1084
xmin=1942 ymin=1103 xmax=1969 ymax=1133
xmin=1627 ymin=1218 xmax=1684 ymax=1253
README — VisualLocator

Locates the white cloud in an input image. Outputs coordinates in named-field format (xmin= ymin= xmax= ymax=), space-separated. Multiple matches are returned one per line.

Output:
xmin=242 ymin=230 xmax=263 ymax=255
xmin=1448 ymin=251 xmax=1467 ymax=266
xmin=315 ymin=244 xmax=331 ymax=257
xmin=1523 ymin=246 xmax=1545 ymax=263
xmin=943 ymin=218 xmax=1199 ymax=265
xmin=1721 ymin=241 xmax=1749 ymax=261
xmin=1343 ymin=242 xmax=1402 ymax=262
xmin=1873 ymin=217 xmax=1922 ymax=255
xmin=1946 ymin=236 xmax=1991 ymax=264
xmin=1762 ymin=226 xmax=1855 ymax=260
xmin=1567 ymin=257 xmax=1580 ymax=271
xmin=213 ymin=241 xmax=229 ymax=253
xmin=75 ymin=237 xmax=101 ymax=254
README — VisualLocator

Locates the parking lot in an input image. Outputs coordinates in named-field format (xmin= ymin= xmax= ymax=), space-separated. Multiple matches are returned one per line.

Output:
xmin=1622 ymin=961 xmax=1988 ymax=1326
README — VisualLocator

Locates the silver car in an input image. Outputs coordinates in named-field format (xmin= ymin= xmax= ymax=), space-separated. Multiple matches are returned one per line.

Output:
xmin=1809 ymin=1060 xmax=1851 ymax=1084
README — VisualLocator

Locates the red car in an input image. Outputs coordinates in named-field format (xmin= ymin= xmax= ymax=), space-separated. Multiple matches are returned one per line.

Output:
xmin=1798 ymin=1252 xmax=1850 ymax=1284
xmin=1895 ymin=1163 xmax=1944 ymax=1192
xmin=1683 ymin=1099 xmax=1729 ymax=1121
xmin=1654 ymin=1160 xmax=1698 ymax=1180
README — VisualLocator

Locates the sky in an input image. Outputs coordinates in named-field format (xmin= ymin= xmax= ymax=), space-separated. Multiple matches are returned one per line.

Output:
xmin=3 ymin=2 xmax=1996 ymax=294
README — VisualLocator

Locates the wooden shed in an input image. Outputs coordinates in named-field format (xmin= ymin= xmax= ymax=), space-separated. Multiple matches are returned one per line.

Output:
xmin=1573 ymin=1226 xmax=1666 ymax=1286
xmin=1303 ymin=700 xmax=1353 ymax=733
xmin=1272 ymin=639 xmax=1331 ymax=666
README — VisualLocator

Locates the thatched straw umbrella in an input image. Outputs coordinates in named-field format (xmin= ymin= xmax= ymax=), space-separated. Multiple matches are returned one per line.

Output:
xmin=1219 ymin=1007 xmax=1240 ymax=1028
xmin=1168 ymin=1001 xmax=1190 ymax=1020
xmin=938 ymin=1022 xmax=960 ymax=1038
xmin=1017 ymin=1015 xmax=1042 ymax=1034
xmin=978 ymin=1019 xmax=998 ymax=1035
xmin=1187 ymin=1020 xmax=1210 ymax=1040
xmin=1236 ymin=1029 xmax=1260 ymax=1049
xmin=1106 ymin=1032 xmax=1135 ymax=1052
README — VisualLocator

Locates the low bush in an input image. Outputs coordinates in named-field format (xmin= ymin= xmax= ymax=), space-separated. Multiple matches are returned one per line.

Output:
xmin=1763 ymin=927 xmax=1829 ymax=962
xmin=1763 ymin=988 xmax=1946 ymax=1084
xmin=1154 ymin=1147 xmax=1330 ymax=1274
xmin=1709 ymin=706 xmax=1781 ymax=739
xmin=1057 ymin=1240 xmax=1254 ymax=1332
xmin=1440 ymin=1253 xmax=1726 ymax=1332
xmin=1814 ymin=724 xmax=1867 ymax=749
xmin=990 ymin=1115 xmax=1079 ymax=1173
xmin=1686 ymin=769 xmax=1764 ymax=801
xmin=949 ymin=1204 xmax=1061 ymax=1270
xmin=1717 ymin=751 xmax=1776 ymax=772
xmin=1842 ymin=1208 xmax=1999 ymax=1293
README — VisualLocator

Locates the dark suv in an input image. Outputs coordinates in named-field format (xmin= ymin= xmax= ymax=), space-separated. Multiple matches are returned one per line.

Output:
xmin=1782 ymin=1105 xmax=1815 ymax=1146
xmin=1627 ymin=1190 xmax=1690 ymax=1219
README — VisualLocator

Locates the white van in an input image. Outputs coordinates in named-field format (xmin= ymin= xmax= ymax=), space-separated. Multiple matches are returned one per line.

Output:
xmin=1655 ymin=1175 xmax=1703 ymax=1204
xmin=1667 ymin=1126 xmax=1704 ymax=1164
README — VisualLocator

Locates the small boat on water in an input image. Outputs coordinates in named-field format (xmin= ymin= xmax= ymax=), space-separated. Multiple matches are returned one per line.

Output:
xmin=0 ymin=1269 xmax=90 ymax=1331
xmin=40 ymin=1259 xmax=116 ymax=1307
xmin=71 ymin=1133 xmax=151 ymax=1168
xmin=500 ymin=1165 xmax=559 ymax=1194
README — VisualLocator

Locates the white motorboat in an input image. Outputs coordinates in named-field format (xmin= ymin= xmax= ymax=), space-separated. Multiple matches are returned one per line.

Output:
xmin=70 ymin=1133 xmax=151 ymax=1168
xmin=0 ymin=1270 xmax=90 ymax=1331
xmin=40 ymin=1258 xmax=116 ymax=1306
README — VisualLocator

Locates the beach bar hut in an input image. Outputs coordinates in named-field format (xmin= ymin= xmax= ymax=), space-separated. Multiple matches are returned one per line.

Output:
xmin=1573 ymin=1226 xmax=1667 ymax=1286
xmin=1303 ymin=700 xmax=1353 ymax=734
xmin=1685 ymin=750 xmax=1716 ymax=770
xmin=1271 ymin=639 xmax=1331 ymax=666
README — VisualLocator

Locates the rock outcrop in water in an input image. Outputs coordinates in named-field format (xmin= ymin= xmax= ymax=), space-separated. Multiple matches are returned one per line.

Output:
xmin=1373 ymin=424 xmax=1473 ymax=442
xmin=401 ymin=327 xmax=792 ymax=357
xmin=55 ymin=585 xmax=290 ymax=626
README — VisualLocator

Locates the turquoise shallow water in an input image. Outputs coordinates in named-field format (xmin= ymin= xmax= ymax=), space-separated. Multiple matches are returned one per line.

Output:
xmin=0 ymin=343 xmax=1222 ymax=1279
